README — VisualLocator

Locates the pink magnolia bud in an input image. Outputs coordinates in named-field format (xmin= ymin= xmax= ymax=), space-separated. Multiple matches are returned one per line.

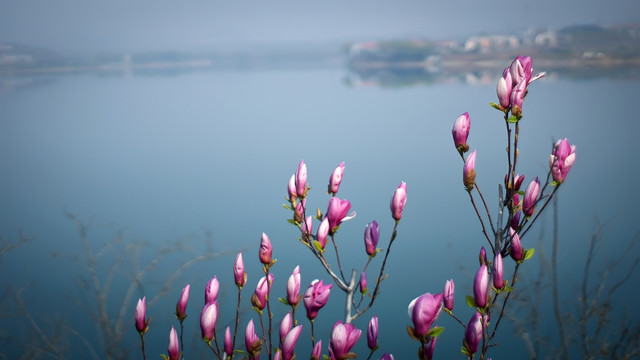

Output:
xmin=478 ymin=246 xmax=487 ymax=266
xmin=367 ymin=315 xmax=379 ymax=349
xmin=473 ymin=264 xmax=489 ymax=308
xmin=408 ymin=292 xmax=443 ymax=338
xmin=443 ymin=279 xmax=454 ymax=311
xmin=493 ymin=253 xmax=504 ymax=289
xmin=390 ymin=181 xmax=407 ymax=221
xmin=205 ymin=276 xmax=219 ymax=305
xmin=134 ymin=297 xmax=148 ymax=334
xmin=509 ymin=55 xmax=533 ymax=86
xmin=274 ymin=349 xmax=282 ymax=360
xmin=311 ymin=340 xmax=323 ymax=360
xmin=259 ymin=233 xmax=273 ymax=265
xmin=303 ymin=216 xmax=313 ymax=236
xmin=452 ymin=112 xmax=471 ymax=153
xmin=281 ymin=324 xmax=303 ymax=360
xmin=295 ymin=159 xmax=307 ymax=197
xmin=168 ymin=326 xmax=180 ymax=360
xmin=200 ymin=301 xmax=218 ymax=342
xmin=286 ymin=266 xmax=301 ymax=306
xmin=252 ymin=273 xmax=274 ymax=310
xmin=511 ymin=211 xmax=521 ymax=230
xmin=287 ymin=174 xmax=296 ymax=200
xmin=550 ymin=138 xmax=576 ymax=184
xmin=303 ymin=279 xmax=332 ymax=320
xmin=423 ymin=333 xmax=437 ymax=360
xmin=279 ymin=312 xmax=293 ymax=345
xmin=523 ymin=177 xmax=541 ymax=217
xmin=175 ymin=284 xmax=190 ymax=321
xmin=510 ymin=228 xmax=523 ymax=261
xmin=224 ymin=326 xmax=233 ymax=357
xmin=359 ymin=272 xmax=367 ymax=294
xmin=328 ymin=161 xmax=345 ymax=195
xmin=364 ymin=220 xmax=380 ymax=256
xmin=234 ymin=252 xmax=246 ymax=287
xmin=463 ymin=150 xmax=476 ymax=191
xmin=329 ymin=321 xmax=362 ymax=360
xmin=496 ymin=67 xmax=513 ymax=108
xmin=245 ymin=319 xmax=261 ymax=360
xmin=464 ymin=312 xmax=483 ymax=355
xmin=380 ymin=354 xmax=394 ymax=360
xmin=316 ymin=217 xmax=330 ymax=249
xmin=510 ymin=79 xmax=527 ymax=116
xmin=326 ymin=197 xmax=352 ymax=231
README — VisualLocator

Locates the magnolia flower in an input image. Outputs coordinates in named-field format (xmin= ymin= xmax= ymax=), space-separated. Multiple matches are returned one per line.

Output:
xmin=443 ymin=279 xmax=454 ymax=311
xmin=510 ymin=228 xmax=523 ymax=261
xmin=550 ymin=138 xmax=576 ymax=184
xmin=493 ymin=254 xmax=504 ymax=290
xmin=326 ymin=197 xmax=352 ymax=231
xmin=296 ymin=160 xmax=307 ymax=197
xmin=452 ymin=112 xmax=471 ymax=152
xmin=329 ymin=321 xmax=362 ymax=360
xmin=463 ymin=150 xmax=476 ymax=191
xmin=168 ymin=326 xmax=180 ymax=360
xmin=281 ymin=325 xmax=303 ymax=360
xmin=286 ymin=266 xmax=301 ymax=306
xmin=175 ymin=284 xmax=190 ymax=321
xmin=523 ymin=177 xmax=540 ymax=217
xmin=205 ymin=276 xmax=219 ymax=305
xmin=311 ymin=340 xmax=323 ymax=360
xmin=364 ymin=220 xmax=380 ymax=256
xmin=496 ymin=67 xmax=513 ymax=108
xmin=303 ymin=279 xmax=332 ymax=320
xmin=328 ymin=161 xmax=345 ymax=195
xmin=224 ymin=326 xmax=233 ymax=357
xmin=367 ymin=315 xmax=379 ymax=349
xmin=200 ymin=301 xmax=218 ymax=342
xmin=316 ymin=217 xmax=330 ymax=249
xmin=251 ymin=273 xmax=274 ymax=310
xmin=408 ymin=292 xmax=443 ymax=338
xmin=135 ymin=297 xmax=148 ymax=334
xmin=473 ymin=264 xmax=489 ymax=308
xmin=245 ymin=319 xmax=262 ymax=360
xmin=259 ymin=233 xmax=273 ymax=265
xmin=464 ymin=312 xmax=483 ymax=355
xmin=234 ymin=252 xmax=246 ymax=287
xmin=390 ymin=182 xmax=407 ymax=221
xmin=279 ymin=312 xmax=293 ymax=346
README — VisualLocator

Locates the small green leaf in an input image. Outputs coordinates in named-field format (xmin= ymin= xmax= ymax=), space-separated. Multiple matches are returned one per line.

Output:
xmin=160 ymin=355 xmax=169 ymax=360
xmin=287 ymin=219 xmax=297 ymax=225
xmin=489 ymin=102 xmax=501 ymax=110
xmin=361 ymin=288 xmax=368 ymax=296
xmin=524 ymin=248 xmax=535 ymax=260
xmin=278 ymin=297 xmax=289 ymax=305
xmin=465 ymin=295 xmax=476 ymax=309
xmin=427 ymin=326 xmax=445 ymax=337
xmin=323 ymin=355 xmax=330 ymax=360
xmin=461 ymin=346 xmax=472 ymax=356
xmin=550 ymin=181 xmax=559 ymax=187
xmin=283 ymin=203 xmax=293 ymax=211
xmin=507 ymin=115 xmax=519 ymax=123
xmin=313 ymin=240 xmax=324 ymax=252
xmin=502 ymin=285 xmax=515 ymax=293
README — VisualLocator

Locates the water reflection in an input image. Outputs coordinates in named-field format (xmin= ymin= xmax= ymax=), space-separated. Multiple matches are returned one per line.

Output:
xmin=0 ymin=64 xmax=639 ymax=359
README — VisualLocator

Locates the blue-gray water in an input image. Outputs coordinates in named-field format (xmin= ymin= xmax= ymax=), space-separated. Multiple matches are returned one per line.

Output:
xmin=1 ymin=67 xmax=639 ymax=359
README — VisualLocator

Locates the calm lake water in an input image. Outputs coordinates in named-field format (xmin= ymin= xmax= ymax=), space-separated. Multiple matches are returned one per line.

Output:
xmin=1 ymin=64 xmax=639 ymax=359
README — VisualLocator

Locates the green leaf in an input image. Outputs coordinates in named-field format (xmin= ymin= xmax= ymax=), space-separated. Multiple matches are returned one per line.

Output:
xmin=489 ymin=102 xmax=501 ymax=110
xmin=278 ymin=297 xmax=289 ymax=305
xmin=507 ymin=115 xmax=519 ymax=123
xmin=465 ymin=295 xmax=476 ymax=309
xmin=524 ymin=248 xmax=535 ymax=260
xmin=323 ymin=355 xmax=330 ymax=360
xmin=287 ymin=219 xmax=297 ymax=225
xmin=427 ymin=326 xmax=445 ymax=337
xmin=160 ymin=355 xmax=169 ymax=360
xmin=502 ymin=285 xmax=515 ymax=293
xmin=282 ymin=203 xmax=293 ymax=211
xmin=550 ymin=181 xmax=559 ymax=187
xmin=461 ymin=346 xmax=472 ymax=356
xmin=313 ymin=240 xmax=324 ymax=252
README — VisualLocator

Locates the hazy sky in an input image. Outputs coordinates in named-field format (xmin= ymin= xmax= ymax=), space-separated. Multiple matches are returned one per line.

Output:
xmin=1 ymin=0 xmax=639 ymax=54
